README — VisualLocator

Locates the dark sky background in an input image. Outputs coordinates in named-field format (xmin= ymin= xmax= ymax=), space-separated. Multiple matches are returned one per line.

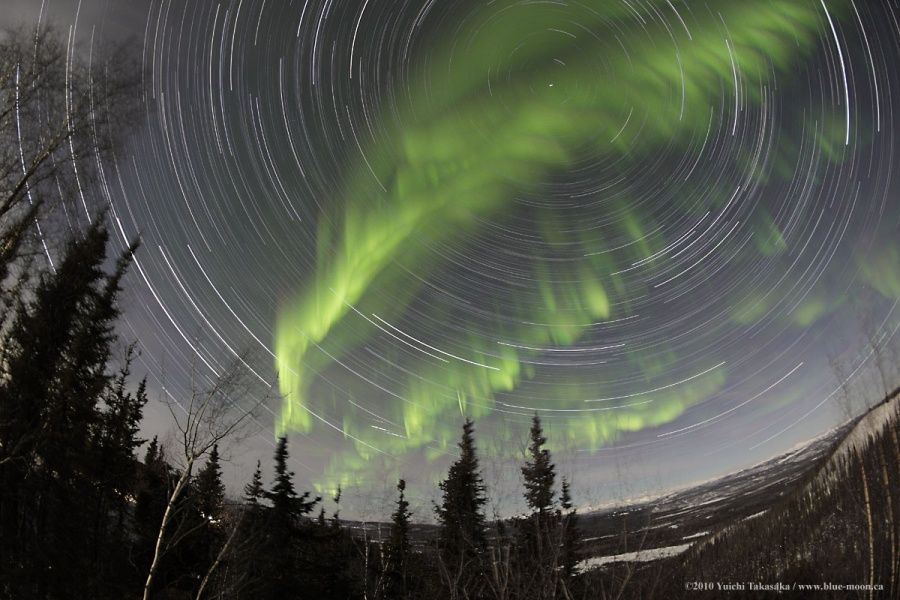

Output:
xmin=4 ymin=0 xmax=900 ymax=519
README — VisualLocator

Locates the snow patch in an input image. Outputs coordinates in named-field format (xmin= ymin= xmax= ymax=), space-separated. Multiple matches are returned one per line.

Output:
xmin=577 ymin=543 xmax=693 ymax=571
xmin=831 ymin=397 xmax=899 ymax=460
xmin=743 ymin=510 xmax=768 ymax=522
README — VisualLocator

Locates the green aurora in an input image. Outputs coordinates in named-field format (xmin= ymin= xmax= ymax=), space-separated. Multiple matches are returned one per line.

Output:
xmin=270 ymin=0 xmax=898 ymax=490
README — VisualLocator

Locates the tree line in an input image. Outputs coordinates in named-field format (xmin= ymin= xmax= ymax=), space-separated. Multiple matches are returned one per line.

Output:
xmin=0 ymin=23 xmax=591 ymax=600
xmin=0 ymin=215 xmax=583 ymax=600
xmin=678 ymin=391 xmax=900 ymax=599
xmin=6 ymin=20 xmax=897 ymax=600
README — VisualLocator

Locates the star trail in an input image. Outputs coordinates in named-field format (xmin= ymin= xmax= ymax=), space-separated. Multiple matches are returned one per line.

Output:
xmin=8 ymin=0 xmax=900 ymax=512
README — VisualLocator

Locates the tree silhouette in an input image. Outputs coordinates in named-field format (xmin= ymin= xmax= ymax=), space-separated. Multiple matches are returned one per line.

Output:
xmin=435 ymin=418 xmax=489 ymax=597
xmin=141 ymin=352 xmax=262 ymax=600
xmin=0 ymin=218 xmax=140 ymax=598
xmin=522 ymin=414 xmax=557 ymax=517
xmin=518 ymin=414 xmax=561 ymax=599
xmin=257 ymin=436 xmax=320 ymax=599
xmin=437 ymin=419 xmax=489 ymax=554
xmin=558 ymin=477 xmax=581 ymax=580
xmin=384 ymin=479 xmax=413 ymax=599
xmin=195 ymin=444 xmax=225 ymax=520
xmin=245 ymin=459 xmax=265 ymax=505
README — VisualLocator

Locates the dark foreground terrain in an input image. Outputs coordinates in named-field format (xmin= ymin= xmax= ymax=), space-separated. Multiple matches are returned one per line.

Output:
xmin=575 ymin=423 xmax=846 ymax=562
xmin=339 ymin=392 xmax=898 ymax=598
xmin=351 ymin=420 xmax=846 ymax=560
xmin=574 ymin=390 xmax=900 ymax=598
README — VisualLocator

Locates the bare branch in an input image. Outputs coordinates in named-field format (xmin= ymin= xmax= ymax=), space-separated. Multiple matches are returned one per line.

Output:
xmin=142 ymin=351 xmax=267 ymax=600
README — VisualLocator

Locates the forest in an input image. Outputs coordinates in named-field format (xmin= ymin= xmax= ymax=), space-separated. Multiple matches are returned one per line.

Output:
xmin=2 ymin=21 xmax=899 ymax=600
xmin=0 ymin=25 xmax=579 ymax=600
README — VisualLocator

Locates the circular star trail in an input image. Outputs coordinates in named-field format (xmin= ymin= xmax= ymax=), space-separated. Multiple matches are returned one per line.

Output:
xmin=28 ymin=0 xmax=900 ymax=509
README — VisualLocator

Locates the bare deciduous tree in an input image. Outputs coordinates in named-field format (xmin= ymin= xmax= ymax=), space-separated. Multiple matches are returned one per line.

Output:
xmin=0 ymin=25 xmax=138 ymax=259
xmin=194 ymin=503 xmax=247 ymax=600
xmin=142 ymin=355 xmax=266 ymax=600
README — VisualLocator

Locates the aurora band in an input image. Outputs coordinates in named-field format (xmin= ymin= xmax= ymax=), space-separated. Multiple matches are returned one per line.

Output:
xmin=273 ymin=0 xmax=855 ymax=480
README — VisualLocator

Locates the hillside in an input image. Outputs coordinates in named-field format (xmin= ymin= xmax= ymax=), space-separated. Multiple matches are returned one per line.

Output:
xmin=575 ymin=422 xmax=846 ymax=563
xmin=573 ymin=391 xmax=900 ymax=598
xmin=679 ymin=390 xmax=899 ymax=596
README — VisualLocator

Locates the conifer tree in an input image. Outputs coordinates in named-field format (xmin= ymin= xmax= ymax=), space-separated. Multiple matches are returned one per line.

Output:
xmin=223 ymin=459 xmax=266 ymax=598
xmin=134 ymin=435 xmax=174 ymax=592
xmin=558 ymin=477 xmax=581 ymax=579
xmin=0 ymin=219 xmax=138 ymax=598
xmin=258 ymin=437 xmax=320 ymax=599
xmin=434 ymin=419 xmax=489 ymax=600
xmin=176 ymin=443 xmax=228 ymax=594
xmin=95 ymin=349 xmax=148 ymax=519
xmin=309 ymin=485 xmax=352 ymax=599
xmin=87 ymin=351 xmax=148 ymax=596
xmin=384 ymin=479 xmax=412 ymax=599
xmin=522 ymin=414 xmax=556 ymax=518
xmin=517 ymin=414 xmax=560 ymax=598
xmin=0 ymin=23 xmax=146 ymax=597
xmin=267 ymin=436 xmax=318 ymax=519
xmin=331 ymin=485 xmax=343 ymax=526
xmin=559 ymin=476 xmax=573 ymax=515
xmin=1 ymin=222 xmax=113 ymax=468
xmin=195 ymin=444 xmax=226 ymax=520
xmin=144 ymin=435 xmax=161 ymax=466
xmin=243 ymin=459 xmax=263 ymax=505
xmin=436 ymin=418 xmax=489 ymax=557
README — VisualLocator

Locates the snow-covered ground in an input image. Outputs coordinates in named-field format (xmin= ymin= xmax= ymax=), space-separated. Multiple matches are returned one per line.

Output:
xmin=575 ymin=421 xmax=845 ymax=562
xmin=681 ymin=530 xmax=710 ymax=540
xmin=577 ymin=543 xmax=693 ymax=571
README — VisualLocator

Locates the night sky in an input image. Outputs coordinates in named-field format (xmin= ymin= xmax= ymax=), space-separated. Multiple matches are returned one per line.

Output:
xmin=4 ymin=0 xmax=900 ymax=519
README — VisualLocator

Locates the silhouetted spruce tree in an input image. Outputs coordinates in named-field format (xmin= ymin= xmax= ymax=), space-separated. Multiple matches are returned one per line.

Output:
xmin=522 ymin=414 xmax=556 ymax=518
xmin=195 ymin=444 xmax=225 ymax=519
xmin=0 ymin=24 xmax=140 ymax=597
xmin=331 ymin=485 xmax=343 ymax=526
xmin=223 ymin=459 xmax=267 ymax=598
xmin=258 ymin=436 xmax=319 ymax=600
xmin=519 ymin=414 xmax=557 ymax=548
xmin=308 ymin=487 xmax=354 ymax=600
xmin=87 ymin=348 xmax=148 ymax=596
xmin=518 ymin=414 xmax=560 ymax=598
xmin=144 ymin=435 xmax=161 ymax=466
xmin=139 ymin=444 xmax=228 ymax=598
xmin=0 ymin=219 xmax=139 ymax=599
xmin=266 ymin=436 xmax=319 ymax=523
xmin=94 ymin=347 xmax=148 ymax=524
xmin=245 ymin=459 xmax=264 ymax=505
xmin=0 ymin=222 xmax=110 ymax=468
xmin=558 ymin=477 xmax=581 ymax=580
xmin=384 ymin=479 xmax=413 ymax=599
xmin=437 ymin=419 xmax=489 ymax=552
xmin=435 ymin=418 xmax=488 ymax=596
xmin=189 ymin=444 xmax=227 ymax=588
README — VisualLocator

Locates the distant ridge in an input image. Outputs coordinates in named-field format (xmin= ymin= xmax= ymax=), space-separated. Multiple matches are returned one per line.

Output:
xmin=678 ymin=388 xmax=900 ymax=598
xmin=819 ymin=388 xmax=900 ymax=477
